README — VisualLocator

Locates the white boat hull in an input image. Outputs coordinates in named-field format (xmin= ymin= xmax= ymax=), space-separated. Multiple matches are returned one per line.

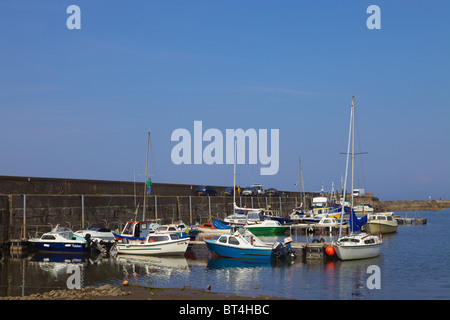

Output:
xmin=365 ymin=222 xmax=398 ymax=234
xmin=196 ymin=227 xmax=230 ymax=235
xmin=334 ymin=243 xmax=382 ymax=260
xmin=116 ymin=238 xmax=189 ymax=256
xmin=333 ymin=233 xmax=382 ymax=261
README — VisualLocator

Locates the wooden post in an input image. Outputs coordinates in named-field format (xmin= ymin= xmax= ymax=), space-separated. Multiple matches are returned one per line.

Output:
xmin=189 ymin=196 xmax=192 ymax=224
xmin=81 ymin=195 xmax=85 ymax=229
xmin=22 ymin=195 xmax=26 ymax=239
xmin=155 ymin=196 xmax=158 ymax=220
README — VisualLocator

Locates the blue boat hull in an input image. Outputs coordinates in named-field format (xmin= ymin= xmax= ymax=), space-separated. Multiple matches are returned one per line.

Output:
xmin=204 ymin=239 xmax=273 ymax=260
xmin=30 ymin=241 xmax=90 ymax=253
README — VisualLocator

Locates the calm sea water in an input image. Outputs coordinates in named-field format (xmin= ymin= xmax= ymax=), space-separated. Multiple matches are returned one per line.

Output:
xmin=1 ymin=210 xmax=449 ymax=300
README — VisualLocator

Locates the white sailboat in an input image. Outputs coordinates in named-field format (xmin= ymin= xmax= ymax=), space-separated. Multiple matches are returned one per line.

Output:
xmin=332 ymin=97 xmax=382 ymax=261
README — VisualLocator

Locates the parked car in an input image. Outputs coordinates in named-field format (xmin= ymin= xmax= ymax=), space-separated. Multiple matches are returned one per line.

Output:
xmin=222 ymin=187 xmax=234 ymax=196
xmin=241 ymin=187 xmax=257 ymax=196
xmin=251 ymin=184 xmax=265 ymax=196
xmin=195 ymin=186 xmax=217 ymax=196
xmin=265 ymin=188 xmax=279 ymax=197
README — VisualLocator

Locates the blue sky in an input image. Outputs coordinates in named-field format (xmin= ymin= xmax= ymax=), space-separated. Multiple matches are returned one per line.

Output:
xmin=0 ymin=0 xmax=449 ymax=201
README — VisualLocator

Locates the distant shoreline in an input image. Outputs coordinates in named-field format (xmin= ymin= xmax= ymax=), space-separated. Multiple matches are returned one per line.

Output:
xmin=371 ymin=200 xmax=450 ymax=212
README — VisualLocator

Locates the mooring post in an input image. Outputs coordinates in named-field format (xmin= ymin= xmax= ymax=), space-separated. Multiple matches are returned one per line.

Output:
xmin=81 ymin=195 xmax=85 ymax=229
xmin=155 ymin=196 xmax=158 ymax=220
xmin=23 ymin=194 xmax=26 ymax=239
xmin=189 ymin=196 xmax=192 ymax=224
xmin=208 ymin=196 xmax=211 ymax=222
xmin=279 ymin=196 xmax=282 ymax=215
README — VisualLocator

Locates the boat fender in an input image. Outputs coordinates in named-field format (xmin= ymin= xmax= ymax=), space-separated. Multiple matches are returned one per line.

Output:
xmin=325 ymin=246 xmax=335 ymax=256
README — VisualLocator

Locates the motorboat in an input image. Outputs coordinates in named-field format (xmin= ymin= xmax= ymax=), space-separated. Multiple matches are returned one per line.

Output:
xmin=365 ymin=212 xmax=398 ymax=234
xmin=196 ymin=222 xmax=231 ymax=235
xmin=155 ymin=222 xmax=195 ymax=249
xmin=314 ymin=216 xmax=341 ymax=230
xmin=223 ymin=202 xmax=265 ymax=226
xmin=244 ymin=220 xmax=289 ymax=236
xmin=262 ymin=210 xmax=291 ymax=225
xmin=289 ymin=207 xmax=305 ymax=224
xmin=115 ymin=232 xmax=189 ymax=256
xmin=315 ymin=216 xmax=340 ymax=226
xmin=113 ymin=220 xmax=161 ymax=241
xmin=353 ymin=204 xmax=374 ymax=214
xmin=204 ymin=229 xmax=294 ymax=260
xmin=28 ymin=225 xmax=90 ymax=253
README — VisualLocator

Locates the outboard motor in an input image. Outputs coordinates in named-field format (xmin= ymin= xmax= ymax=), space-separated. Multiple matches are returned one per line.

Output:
xmin=84 ymin=233 xmax=92 ymax=246
xmin=272 ymin=241 xmax=284 ymax=259
xmin=283 ymin=237 xmax=297 ymax=259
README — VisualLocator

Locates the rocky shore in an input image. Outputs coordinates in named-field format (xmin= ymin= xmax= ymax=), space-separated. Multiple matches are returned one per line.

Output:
xmin=0 ymin=284 xmax=286 ymax=300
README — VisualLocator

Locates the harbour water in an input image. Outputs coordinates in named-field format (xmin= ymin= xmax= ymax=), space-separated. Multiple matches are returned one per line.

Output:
xmin=1 ymin=210 xmax=449 ymax=300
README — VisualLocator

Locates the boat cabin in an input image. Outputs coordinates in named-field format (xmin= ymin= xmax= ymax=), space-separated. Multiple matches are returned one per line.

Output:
xmin=368 ymin=213 xmax=395 ymax=222
xmin=120 ymin=220 xmax=160 ymax=239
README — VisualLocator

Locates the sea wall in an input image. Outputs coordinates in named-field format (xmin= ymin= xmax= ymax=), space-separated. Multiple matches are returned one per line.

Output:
xmin=1 ymin=175 xmax=449 ymax=246
xmin=0 ymin=193 xmax=304 ymax=245
xmin=0 ymin=175 xmax=300 ymax=197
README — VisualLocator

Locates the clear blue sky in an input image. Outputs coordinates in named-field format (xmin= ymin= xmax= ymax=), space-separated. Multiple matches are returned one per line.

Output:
xmin=1 ymin=0 xmax=449 ymax=201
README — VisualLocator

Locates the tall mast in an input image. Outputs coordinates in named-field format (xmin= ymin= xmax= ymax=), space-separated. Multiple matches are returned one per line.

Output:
xmin=233 ymin=138 xmax=237 ymax=209
xmin=339 ymin=97 xmax=354 ymax=238
xmin=143 ymin=130 xmax=150 ymax=221
xmin=351 ymin=96 xmax=355 ymax=209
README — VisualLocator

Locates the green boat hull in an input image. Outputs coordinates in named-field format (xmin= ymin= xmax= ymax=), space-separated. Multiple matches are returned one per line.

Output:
xmin=244 ymin=226 xmax=289 ymax=236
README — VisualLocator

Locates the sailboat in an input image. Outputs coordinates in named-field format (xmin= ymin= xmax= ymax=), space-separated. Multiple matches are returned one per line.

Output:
xmin=332 ymin=97 xmax=382 ymax=261
xmin=221 ymin=139 xmax=265 ymax=227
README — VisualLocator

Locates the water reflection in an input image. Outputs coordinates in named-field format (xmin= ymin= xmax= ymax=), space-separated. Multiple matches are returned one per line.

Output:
xmin=2 ymin=211 xmax=448 ymax=299
xmin=115 ymin=255 xmax=190 ymax=283
xmin=207 ymin=257 xmax=274 ymax=269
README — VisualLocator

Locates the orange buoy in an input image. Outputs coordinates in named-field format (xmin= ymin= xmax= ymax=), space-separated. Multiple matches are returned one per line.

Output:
xmin=325 ymin=246 xmax=335 ymax=256
xmin=122 ymin=280 xmax=129 ymax=286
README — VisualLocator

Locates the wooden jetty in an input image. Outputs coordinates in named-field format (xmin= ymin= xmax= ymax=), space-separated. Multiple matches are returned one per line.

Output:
xmin=190 ymin=239 xmax=334 ymax=260
xmin=395 ymin=215 xmax=427 ymax=225
xmin=8 ymin=239 xmax=29 ymax=255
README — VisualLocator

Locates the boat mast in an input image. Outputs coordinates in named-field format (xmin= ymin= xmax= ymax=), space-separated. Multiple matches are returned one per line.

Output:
xmin=351 ymin=96 xmax=355 ymax=209
xmin=299 ymin=157 xmax=306 ymax=210
xmin=233 ymin=138 xmax=237 ymax=210
xmin=338 ymin=97 xmax=354 ymax=238
xmin=143 ymin=130 xmax=150 ymax=221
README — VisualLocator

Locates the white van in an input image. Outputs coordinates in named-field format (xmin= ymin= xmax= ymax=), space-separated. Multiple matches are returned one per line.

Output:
xmin=251 ymin=184 xmax=265 ymax=196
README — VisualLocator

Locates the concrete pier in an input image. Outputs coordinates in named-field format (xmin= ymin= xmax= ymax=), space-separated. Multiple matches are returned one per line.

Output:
xmin=0 ymin=175 xmax=444 ymax=248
